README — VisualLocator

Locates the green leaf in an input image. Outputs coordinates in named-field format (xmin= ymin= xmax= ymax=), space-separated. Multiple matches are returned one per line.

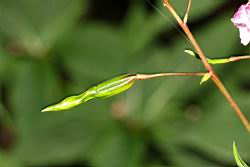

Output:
xmin=0 ymin=0 xmax=85 ymax=57
xmin=0 ymin=152 xmax=22 ymax=167
xmin=200 ymin=73 xmax=211 ymax=85
xmin=233 ymin=142 xmax=249 ymax=167
xmin=0 ymin=102 xmax=14 ymax=130
xmin=89 ymin=132 xmax=144 ymax=167
xmin=57 ymin=24 xmax=129 ymax=81
xmin=122 ymin=1 xmax=170 ymax=54
xmin=164 ymin=94 xmax=250 ymax=163
xmin=165 ymin=146 xmax=223 ymax=167
xmin=122 ymin=0 xmax=224 ymax=54
xmin=42 ymin=74 xmax=136 ymax=112
xmin=9 ymin=61 xmax=104 ymax=165
xmin=194 ymin=11 xmax=238 ymax=59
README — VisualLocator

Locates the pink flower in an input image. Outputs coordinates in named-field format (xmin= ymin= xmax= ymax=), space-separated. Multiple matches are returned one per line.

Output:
xmin=231 ymin=2 xmax=250 ymax=46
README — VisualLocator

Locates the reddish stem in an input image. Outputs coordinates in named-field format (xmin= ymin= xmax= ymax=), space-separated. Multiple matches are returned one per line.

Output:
xmin=163 ymin=0 xmax=250 ymax=132
xmin=135 ymin=72 xmax=206 ymax=80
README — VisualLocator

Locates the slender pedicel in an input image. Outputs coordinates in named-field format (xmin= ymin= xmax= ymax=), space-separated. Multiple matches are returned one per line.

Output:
xmin=185 ymin=49 xmax=250 ymax=64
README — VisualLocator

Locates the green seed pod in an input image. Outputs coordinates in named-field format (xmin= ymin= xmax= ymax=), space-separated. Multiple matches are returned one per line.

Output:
xmin=94 ymin=74 xmax=136 ymax=98
xmin=42 ymin=74 xmax=136 ymax=112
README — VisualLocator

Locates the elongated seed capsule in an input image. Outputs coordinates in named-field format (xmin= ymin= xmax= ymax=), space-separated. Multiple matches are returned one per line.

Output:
xmin=42 ymin=74 xmax=136 ymax=112
xmin=94 ymin=74 xmax=136 ymax=98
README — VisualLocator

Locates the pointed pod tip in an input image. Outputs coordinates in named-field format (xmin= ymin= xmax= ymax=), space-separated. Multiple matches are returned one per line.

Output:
xmin=41 ymin=107 xmax=50 ymax=112
xmin=41 ymin=95 xmax=84 ymax=113
xmin=41 ymin=106 xmax=65 ymax=112
xmin=41 ymin=105 xmax=61 ymax=112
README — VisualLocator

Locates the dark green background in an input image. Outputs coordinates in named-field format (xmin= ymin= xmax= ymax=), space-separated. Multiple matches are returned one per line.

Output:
xmin=0 ymin=0 xmax=249 ymax=167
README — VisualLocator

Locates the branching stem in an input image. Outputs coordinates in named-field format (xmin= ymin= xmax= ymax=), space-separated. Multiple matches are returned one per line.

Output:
xmin=163 ymin=0 xmax=250 ymax=132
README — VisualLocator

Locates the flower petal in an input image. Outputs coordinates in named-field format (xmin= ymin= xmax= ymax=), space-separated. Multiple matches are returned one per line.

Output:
xmin=239 ymin=27 xmax=250 ymax=45
xmin=231 ymin=2 xmax=250 ymax=46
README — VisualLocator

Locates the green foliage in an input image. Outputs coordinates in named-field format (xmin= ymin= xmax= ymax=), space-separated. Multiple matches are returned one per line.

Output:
xmin=0 ymin=0 xmax=249 ymax=167
xmin=0 ymin=152 xmax=22 ymax=167
xmin=233 ymin=142 xmax=249 ymax=167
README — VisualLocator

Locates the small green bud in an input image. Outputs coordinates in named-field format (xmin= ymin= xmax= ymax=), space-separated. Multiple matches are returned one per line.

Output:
xmin=200 ymin=73 xmax=211 ymax=85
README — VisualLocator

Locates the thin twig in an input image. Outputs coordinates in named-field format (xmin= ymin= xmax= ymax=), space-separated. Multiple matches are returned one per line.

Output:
xmin=163 ymin=0 xmax=250 ymax=132
xmin=135 ymin=72 xmax=206 ymax=80
xmin=229 ymin=55 xmax=250 ymax=62
xmin=183 ymin=0 xmax=192 ymax=24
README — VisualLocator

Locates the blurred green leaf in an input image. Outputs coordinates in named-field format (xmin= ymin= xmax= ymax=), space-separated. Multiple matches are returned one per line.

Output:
xmin=166 ymin=146 xmax=223 ymax=167
xmin=122 ymin=0 xmax=225 ymax=54
xmin=122 ymin=1 xmax=169 ymax=54
xmin=0 ymin=0 xmax=85 ymax=57
xmin=0 ymin=152 xmax=22 ymax=167
xmin=195 ymin=11 xmax=237 ymax=58
xmin=57 ymin=24 xmax=130 ymax=81
xmin=89 ymin=131 xmax=144 ymax=167
xmin=0 ymin=102 xmax=14 ymax=130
